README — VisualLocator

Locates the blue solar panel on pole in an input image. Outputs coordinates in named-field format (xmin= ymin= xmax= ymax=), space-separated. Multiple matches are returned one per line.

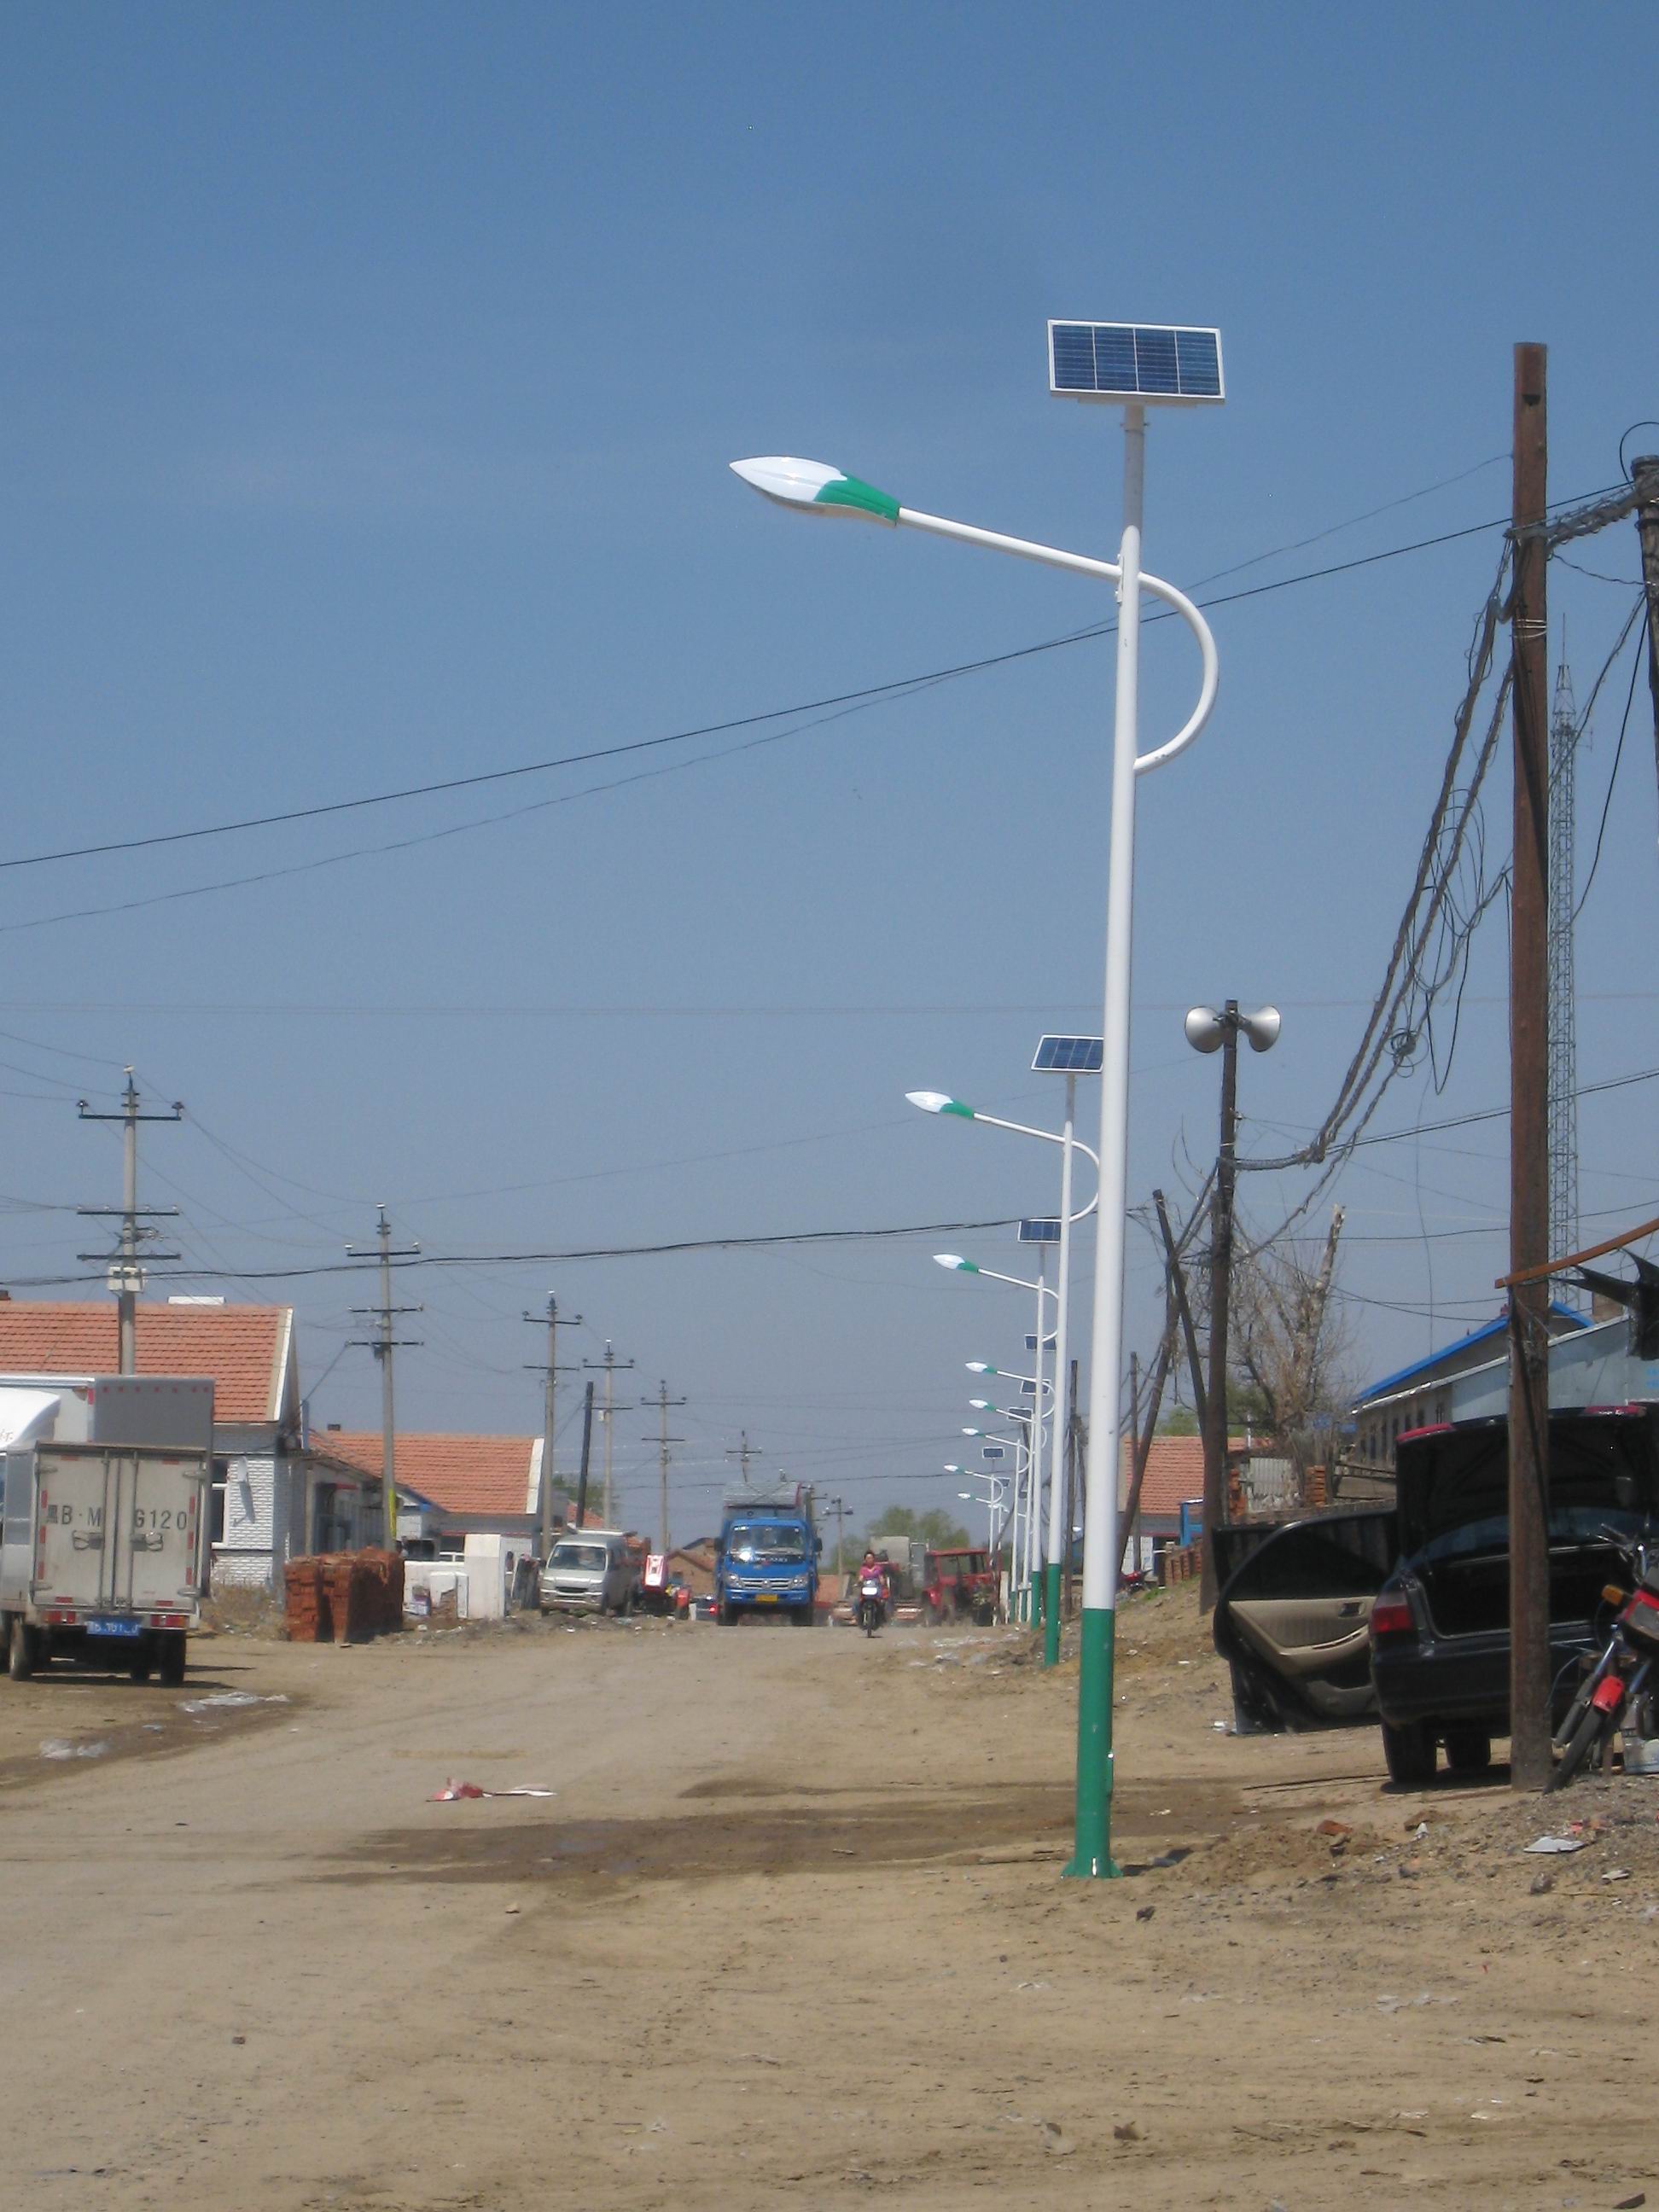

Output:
xmin=1019 ymin=1218 xmax=1062 ymax=1243
xmin=1048 ymin=322 xmax=1224 ymax=405
xmin=1033 ymin=1033 xmax=1104 ymax=1073
xmin=1024 ymin=1333 xmax=1058 ymax=1353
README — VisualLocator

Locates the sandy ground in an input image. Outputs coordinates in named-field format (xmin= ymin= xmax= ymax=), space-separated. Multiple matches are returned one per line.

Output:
xmin=1 ymin=1594 xmax=1656 ymax=2212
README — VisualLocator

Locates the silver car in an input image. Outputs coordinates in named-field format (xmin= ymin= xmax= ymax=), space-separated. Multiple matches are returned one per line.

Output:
xmin=538 ymin=1532 xmax=636 ymax=1616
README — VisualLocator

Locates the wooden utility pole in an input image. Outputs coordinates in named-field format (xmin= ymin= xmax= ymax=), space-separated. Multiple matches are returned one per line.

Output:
xmin=1633 ymin=455 xmax=1659 ymax=807
xmin=572 ymin=1381 xmax=597 ymax=1534
xmin=1197 ymin=1012 xmax=1241 ymax=1613
xmin=1152 ymin=1189 xmax=1208 ymax=1429
xmin=1509 ymin=341 xmax=1552 ymax=1791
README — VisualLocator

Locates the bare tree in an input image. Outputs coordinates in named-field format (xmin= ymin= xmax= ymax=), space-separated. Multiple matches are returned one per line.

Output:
xmin=1231 ymin=1207 xmax=1352 ymax=1487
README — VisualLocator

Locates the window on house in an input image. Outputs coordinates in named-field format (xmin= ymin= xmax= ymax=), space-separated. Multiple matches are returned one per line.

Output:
xmin=209 ymin=1458 xmax=229 ymax=1546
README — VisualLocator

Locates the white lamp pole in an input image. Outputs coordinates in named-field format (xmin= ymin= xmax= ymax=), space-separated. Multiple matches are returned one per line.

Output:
xmin=939 ymin=1254 xmax=1057 ymax=1624
xmin=734 ymin=348 xmax=1222 ymax=1879
xmin=913 ymin=1090 xmax=1098 ymax=1655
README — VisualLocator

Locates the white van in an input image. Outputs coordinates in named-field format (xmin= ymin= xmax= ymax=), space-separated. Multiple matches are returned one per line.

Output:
xmin=538 ymin=1530 xmax=636 ymax=1616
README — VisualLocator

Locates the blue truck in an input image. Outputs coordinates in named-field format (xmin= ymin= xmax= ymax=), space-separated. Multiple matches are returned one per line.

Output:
xmin=715 ymin=1487 xmax=819 ymax=1626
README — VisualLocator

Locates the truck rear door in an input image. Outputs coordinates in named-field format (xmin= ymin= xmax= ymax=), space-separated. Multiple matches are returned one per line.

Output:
xmin=33 ymin=1445 xmax=208 ymax=1615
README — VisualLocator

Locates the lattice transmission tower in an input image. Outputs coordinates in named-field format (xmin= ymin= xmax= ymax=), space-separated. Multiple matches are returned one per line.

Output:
xmin=1546 ymin=643 xmax=1584 ymax=1298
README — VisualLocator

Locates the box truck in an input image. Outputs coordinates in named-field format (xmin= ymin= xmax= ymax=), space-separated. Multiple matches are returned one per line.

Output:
xmin=0 ymin=1374 xmax=215 ymax=1684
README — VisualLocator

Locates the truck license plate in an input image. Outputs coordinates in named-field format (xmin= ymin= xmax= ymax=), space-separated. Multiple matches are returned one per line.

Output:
xmin=756 ymin=1592 xmax=777 ymax=1604
xmin=87 ymin=1616 xmax=143 ymax=1639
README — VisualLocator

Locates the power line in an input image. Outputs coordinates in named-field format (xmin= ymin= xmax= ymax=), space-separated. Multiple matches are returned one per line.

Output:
xmin=0 ymin=471 xmax=1625 ymax=883
xmin=0 ymin=1211 xmax=1031 ymax=1288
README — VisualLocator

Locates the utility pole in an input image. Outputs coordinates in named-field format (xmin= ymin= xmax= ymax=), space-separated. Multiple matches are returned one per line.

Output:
xmin=1509 ymin=341 xmax=1552 ymax=1792
xmin=76 ymin=1073 xmax=183 ymax=1374
xmin=573 ymin=1381 xmax=596 ymax=1531
xmin=1201 ymin=1016 xmax=1241 ymax=1613
xmin=641 ymin=1379 xmax=686 ymax=1553
xmin=725 ymin=1431 xmax=759 ymax=1489
xmin=524 ymin=1295 xmax=582 ymax=1560
xmin=1633 ymin=455 xmax=1659 ymax=812
xmin=583 ymin=1342 xmax=635 ymax=1527
xmin=1547 ymin=646 xmax=1583 ymax=1300
xmin=1152 ymin=1189 xmax=1208 ymax=1430
xmin=346 ymin=1208 xmax=422 ymax=1549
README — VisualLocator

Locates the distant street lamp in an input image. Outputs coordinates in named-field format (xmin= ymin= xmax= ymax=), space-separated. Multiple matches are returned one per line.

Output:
xmin=911 ymin=1070 xmax=1100 ymax=1667
xmin=1185 ymin=1001 xmax=1280 ymax=1608
xmin=938 ymin=1254 xmax=1055 ymax=1621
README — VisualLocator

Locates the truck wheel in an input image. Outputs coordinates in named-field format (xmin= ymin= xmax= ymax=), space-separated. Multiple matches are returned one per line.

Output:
xmin=1380 ymin=1717 xmax=1436 ymax=1787
xmin=8 ymin=1616 xmax=40 ymax=1682
xmin=793 ymin=1604 xmax=814 ymax=1627
xmin=158 ymin=1632 xmax=187 ymax=1688
xmin=129 ymin=1639 xmax=154 ymax=1685
xmin=719 ymin=1600 xmax=737 ymax=1627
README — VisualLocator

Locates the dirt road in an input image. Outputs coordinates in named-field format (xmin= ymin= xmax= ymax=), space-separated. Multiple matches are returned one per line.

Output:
xmin=2 ymin=1597 xmax=1656 ymax=2210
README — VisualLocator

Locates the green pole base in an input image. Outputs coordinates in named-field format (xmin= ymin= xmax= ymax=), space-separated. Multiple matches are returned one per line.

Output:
xmin=1064 ymin=1604 xmax=1121 ymax=1879
xmin=1041 ymin=1563 xmax=1062 ymax=1668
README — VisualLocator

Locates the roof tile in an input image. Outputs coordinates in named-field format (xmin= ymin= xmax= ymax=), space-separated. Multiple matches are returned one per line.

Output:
xmin=0 ymin=1301 xmax=290 ymax=1423
xmin=321 ymin=1431 xmax=538 ymax=1518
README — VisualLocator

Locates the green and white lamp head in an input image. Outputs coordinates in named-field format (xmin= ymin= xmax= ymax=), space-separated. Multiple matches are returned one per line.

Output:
xmin=907 ymin=1089 xmax=974 ymax=1118
xmin=965 ymin=1361 xmax=995 ymax=1376
xmin=934 ymin=1254 xmax=980 ymax=1274
xmin=961 ymin=1427 xmax=986 ymax=1439
xmin=942 ymin=1464 xmax=964 ymax=1476
xmin=730 ymin=457 xmax=900 ymax=526
xmin=969 ymin=1399 xmax=996 ymax=1413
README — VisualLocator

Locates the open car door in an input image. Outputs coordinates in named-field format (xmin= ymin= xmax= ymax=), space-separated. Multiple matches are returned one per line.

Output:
xmin=1212 ymin=1511 xmax=1398 ymax=1733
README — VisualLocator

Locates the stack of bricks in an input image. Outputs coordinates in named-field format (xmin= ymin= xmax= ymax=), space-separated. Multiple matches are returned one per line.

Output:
xmin=1157 ymin=1541 xmax=1200 ymax=1586
xmin=282 ymin=1550 xmax=405 ymax=1643
xmin=283 ymin=1557 xmax=332 ymax=1643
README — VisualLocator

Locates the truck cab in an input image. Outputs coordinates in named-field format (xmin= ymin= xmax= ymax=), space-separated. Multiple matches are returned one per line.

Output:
xmin=715 ymin=1490 xmax=818 ymax=1627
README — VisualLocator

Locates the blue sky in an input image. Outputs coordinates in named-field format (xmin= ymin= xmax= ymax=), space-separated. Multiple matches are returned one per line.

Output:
xmin=2 ymin=3 xmax=1656 ymax=1529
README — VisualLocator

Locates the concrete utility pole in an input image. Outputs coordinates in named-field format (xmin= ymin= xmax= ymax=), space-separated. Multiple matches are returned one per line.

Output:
xmin=1633 ymin=455 xmax=1659 ymax=811
xmin=642 ymin=1379 xmax=686 ymax=1554
xmin=584 ymin=1342 xmax=635 ymax=1527
xmin=524 ymin=1295 xmax=581 ymax=1561
xmin=346 ymin=1208 xmax=422 ymax=1548
xmin=725 ymin=1431 xmax=759 ymax=1488
xmin=1508 ymin=341 xmax=1553 ymax=1792
xmin=76 ymin=1073 xmax=183 ymax=1375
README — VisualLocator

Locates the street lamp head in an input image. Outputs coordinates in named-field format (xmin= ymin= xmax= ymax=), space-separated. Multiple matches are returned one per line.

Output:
xmin=968 ymin=1399 xmax=996 ymax=1412
xmin=942 ymin=1464 xmax=964 ymax=1476
xmin=964 ymin=1361 xmax=994 ymax=1375
xmin=906 ymin=1089 xmax=975 ymax=1119
xmin=961 ymin=1427 xmax=985 ymax=1439
xmin=729 ymin=457 xmax=900 ymax=526
xmin=934 ymin=1254 xmax=979 ymax=1274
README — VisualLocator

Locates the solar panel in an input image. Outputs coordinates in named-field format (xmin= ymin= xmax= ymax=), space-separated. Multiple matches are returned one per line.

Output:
xmin=1049 ymin=322 xmax=1224 ymax=405
xmin=1025 ymin=1334 xmax=1057 ymax=1353
xmin=1033 ymin=1033 xmax=1104 ymax=1074
xmin=981 ymin=1445 xmax=1005 ymax=1462
xmin=1018 ymin=1218 xmax=1061 ymax=1243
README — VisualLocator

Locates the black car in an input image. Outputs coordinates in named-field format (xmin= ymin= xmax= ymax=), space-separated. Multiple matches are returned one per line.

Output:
xmin=1368 ymin=1405 xmax=1659 ymax=1784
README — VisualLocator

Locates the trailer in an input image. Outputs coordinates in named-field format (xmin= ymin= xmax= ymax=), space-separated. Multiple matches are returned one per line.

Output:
xmin=0 ymin=1375 xmax=215 ymax=1684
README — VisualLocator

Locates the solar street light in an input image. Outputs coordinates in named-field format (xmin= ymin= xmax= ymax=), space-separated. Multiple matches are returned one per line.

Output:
xmin=733 ymin=316 xmax=1225 ymax=1883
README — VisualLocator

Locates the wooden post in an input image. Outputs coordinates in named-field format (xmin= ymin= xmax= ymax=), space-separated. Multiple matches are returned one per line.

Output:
xmin=1633 ymin=456 xmax=1659 ymax=810
xmin=1509 ymin=341 xmax=1552 ymax=1792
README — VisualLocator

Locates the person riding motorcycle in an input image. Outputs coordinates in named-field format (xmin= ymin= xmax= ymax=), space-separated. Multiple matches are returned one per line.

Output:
xmin=855 ymin=1550 xmax=888 ymax=1626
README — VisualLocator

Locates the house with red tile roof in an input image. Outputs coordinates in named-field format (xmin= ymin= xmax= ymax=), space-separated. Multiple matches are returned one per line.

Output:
xmin=317 ymin=1429 xmax=550 ymax=1555
xmin=0 ymin=1297 xmax=380 ymax=1591
xmin=1118 ymin=1431 xmax=1246 ymax=1564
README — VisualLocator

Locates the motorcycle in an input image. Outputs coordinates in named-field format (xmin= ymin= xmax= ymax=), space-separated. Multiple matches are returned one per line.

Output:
xmin=857 ymin=1575 xmax=885 ymax=1637
xmin=1548 ymin=1529 xmax=1659 ymax=1790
